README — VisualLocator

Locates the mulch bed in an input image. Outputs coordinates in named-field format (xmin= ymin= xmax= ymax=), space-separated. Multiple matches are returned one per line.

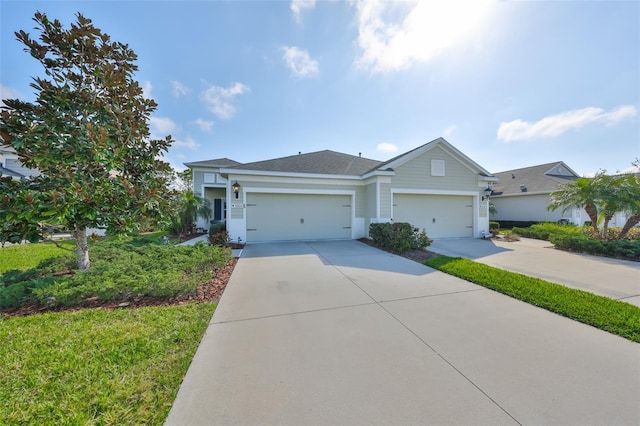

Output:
xmin=357 ymin=238 xmax=441 ymax=263
xmin=0 ymin=259 xmax=237 ymax=318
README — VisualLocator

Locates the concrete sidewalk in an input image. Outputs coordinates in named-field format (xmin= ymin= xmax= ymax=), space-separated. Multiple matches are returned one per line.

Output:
xmin=430 ymin=237 xmax=640 ymax=307
xmin=166 ymin=240 xmax=639 ymax=425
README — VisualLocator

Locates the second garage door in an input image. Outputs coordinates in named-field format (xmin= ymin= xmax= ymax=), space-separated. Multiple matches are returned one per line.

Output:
xmin=393 ymin=194 xmax=473 ymax=238
xmin=246 ymin=193 xmax=352 ymax=242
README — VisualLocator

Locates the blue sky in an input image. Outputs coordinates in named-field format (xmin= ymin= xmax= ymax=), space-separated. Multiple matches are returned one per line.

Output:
xmin=1 ymin=0 xmax=638 ymax=176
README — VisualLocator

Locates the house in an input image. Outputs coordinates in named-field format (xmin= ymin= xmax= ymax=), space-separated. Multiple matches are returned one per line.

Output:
xmin=489 ymin=161 xmax=590 ymax=225
xmin=186 ymin=137 xmax=497 ymax=243
xmin=0 ymin=145 xmax=39 ymax=179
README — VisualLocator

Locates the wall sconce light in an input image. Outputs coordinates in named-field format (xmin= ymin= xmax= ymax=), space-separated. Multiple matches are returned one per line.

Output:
xmin=232 ymin=181 xmax=241 ymax=199
xmin=482 ymin=186 xmax=492 ymax=201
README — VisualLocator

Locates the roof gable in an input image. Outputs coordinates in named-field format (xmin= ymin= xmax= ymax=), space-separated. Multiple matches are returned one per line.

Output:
xmin=492 ymin=161 xmax=579 ymax=196
xmin=372 ymin=137 xmax=494 ymax=178
xmin=226 ymin=150 xmax=382 ymax=176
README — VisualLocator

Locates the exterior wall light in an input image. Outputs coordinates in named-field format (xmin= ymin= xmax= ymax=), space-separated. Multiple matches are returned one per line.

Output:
xmin=482 ymin=186 xmax=492 ymax=201
xmin=232 ymin=181 xmax=241 ymax=199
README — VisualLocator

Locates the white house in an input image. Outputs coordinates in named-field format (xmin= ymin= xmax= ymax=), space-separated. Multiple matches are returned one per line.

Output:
xmin=186 ymin=137 xmax=498 ymax=243
xmin=0 ymin=145 xmax=39 ymax=179
xmin=490 ymin=161 xmax=590 ymax=225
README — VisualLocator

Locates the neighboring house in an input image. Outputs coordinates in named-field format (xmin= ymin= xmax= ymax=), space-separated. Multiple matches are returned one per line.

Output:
xmin=490 ymin=161 xmax=590 ymax=225
xmin=186 ymin=137 xmax=497 ymax=243
xmin=0 ymin=145 xmax=40 ymax=179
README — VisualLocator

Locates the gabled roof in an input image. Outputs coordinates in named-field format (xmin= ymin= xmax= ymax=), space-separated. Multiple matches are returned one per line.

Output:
xmin=184 ymin=158 xmax=242 ymax=168
xmin=370 ymin=137 xmax=495 ymax=178
xmin=227 ymin=150 xmax=382 ymax=176
xmin=491 ymin=161 xmax=579 ymax=196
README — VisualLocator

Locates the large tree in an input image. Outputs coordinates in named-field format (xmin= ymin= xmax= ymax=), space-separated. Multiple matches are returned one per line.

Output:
xmin=0 ymin=12 xmax=173 ymax=270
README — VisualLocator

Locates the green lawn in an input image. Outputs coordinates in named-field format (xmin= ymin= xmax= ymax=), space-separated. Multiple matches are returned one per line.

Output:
xmin=0 ymin=240 xmax=76 ymax=273
xmin=425 ymin=256 xmax=640 ymax=343
xmin=0 ymin=303 xmax=215 ymax=425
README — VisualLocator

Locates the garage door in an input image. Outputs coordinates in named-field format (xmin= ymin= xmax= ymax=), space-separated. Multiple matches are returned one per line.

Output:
xmin=393 ymin=194 xmax=473 ymax=238
xmin=246 ymin=193 xmax=352 ymax=242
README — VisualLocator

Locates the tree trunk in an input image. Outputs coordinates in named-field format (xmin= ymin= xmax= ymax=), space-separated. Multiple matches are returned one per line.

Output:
xmin=602 ymin=214 xmax=613 ymax=240
xmin=619 ymin=214 xmax=640 ymax=239
xmin=74 ymin=226 xmax=90 ymax=271
xmin=584 ymin=203 xmax=599 ymax=234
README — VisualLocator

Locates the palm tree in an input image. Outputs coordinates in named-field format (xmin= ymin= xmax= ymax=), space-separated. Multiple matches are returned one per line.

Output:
xmin=168 ymin=191 xmax=211 ymax=236
xmin=548 ymin=174 xmax=603 ymax=234
xmin=618 ymin=174 xmax=640 ymax=239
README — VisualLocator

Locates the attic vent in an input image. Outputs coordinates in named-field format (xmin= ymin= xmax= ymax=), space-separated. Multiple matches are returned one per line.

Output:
xmin=359 ymin=152 xmax=361 ymax=157
xmin=512 ymin=174 xmax=515 ymax=179
xmin=298 ymin=152 xmax=301 ymax=155
xmin=520 ymin=184 xmax=527 ymax=192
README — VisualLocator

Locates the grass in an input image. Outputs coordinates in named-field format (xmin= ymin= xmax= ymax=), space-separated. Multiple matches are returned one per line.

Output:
xmin=0 ymin=240 xmax=75 ymax=273
xmin=425 ymin=256 xmax=640 ymax=343
xmin=0 ymin=303 xmax=215 ymax=425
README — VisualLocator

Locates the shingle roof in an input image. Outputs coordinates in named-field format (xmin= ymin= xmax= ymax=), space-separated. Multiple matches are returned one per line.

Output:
xmin=491 ymin=162 xmax=578 ymax=196
xmin=184 ymin=158 xmax=242 ymax=168
xmin=228 ymin=150 xmax=383 ymax=176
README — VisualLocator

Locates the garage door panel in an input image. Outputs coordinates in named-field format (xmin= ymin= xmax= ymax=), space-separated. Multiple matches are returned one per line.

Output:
xmin=393 ymin=194 xmax=473 ymax=238
xmin=246 ymin=193 xmax=351 ymax=242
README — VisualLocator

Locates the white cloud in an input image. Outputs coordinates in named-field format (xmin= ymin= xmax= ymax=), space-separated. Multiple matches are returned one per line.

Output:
xmin=291 ymin=0 xmax=316 ymax=22
xmin=354 ymin=0 xmax=492 ymax=73
xmin=282 ymin=46 xmax=319 ymax=79
xmin=171 ymin=80 xmax=190 ymax=98
xmin=0 ymin=84 xmax=23 ymax=108
xmin=141 ymin=81 xmax=153 ymax=99
xmin=201 ymin=82 xmax=250 ymax=119
xmin=377 ymin=142 xmax=398 ymax=153
xmin=172 ymin=136 xmax=200 ymax=150
xmin=192 ymin=118 xmax=214 ymax=132
xmin=497 ymin=105 xmax=638 ymax=142
xmin=442 ymin=125 xmax=456 ymax=138
xmin=150 ymin=116 xmax=178 ymax=136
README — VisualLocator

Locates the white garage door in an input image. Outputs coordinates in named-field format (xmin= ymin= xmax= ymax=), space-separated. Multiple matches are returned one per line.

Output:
xmin=393 ymin=194 xmax=473 ymax=238
xmin=246 ymin=193 xmax=352 ymax=242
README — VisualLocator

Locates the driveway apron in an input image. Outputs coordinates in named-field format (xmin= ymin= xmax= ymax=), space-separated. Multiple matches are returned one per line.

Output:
xmin=166 ymin=240 xmax=640 ymax=426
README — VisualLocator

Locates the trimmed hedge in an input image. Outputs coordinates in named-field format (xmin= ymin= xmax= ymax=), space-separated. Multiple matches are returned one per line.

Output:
xmin=512 ymin=222 xmax=582 ymax=241
xmin=489 ymin=221 xmax=500 ymax=230
xmin=369 ymin=222 xmax=431 ymax=253
xmin=549 ymin=234 xmax=640 ymax=261
xmin=496 ymin=220 xmax=540 ymax=230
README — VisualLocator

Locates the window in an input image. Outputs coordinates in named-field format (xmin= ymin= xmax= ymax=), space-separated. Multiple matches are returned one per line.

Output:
xmin=431 ymin=159 xmax=445 ymax=176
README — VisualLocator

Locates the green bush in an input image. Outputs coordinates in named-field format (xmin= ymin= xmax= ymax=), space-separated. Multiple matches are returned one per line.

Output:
xmin=209 ymin=230 xmax=229 ymax=246
xmin=209 ymin=223 xmax=225 ymax=236
xmin=496 ymin=220 xmax=540 ymax=230
xmin=0 ymin=238 xmax=232 ymax=309
xmin=489 ymin=221 xmax=500 ymax=230
xmin=369 ymin=222 xmax=431 ymax=253
xmin=550 ymin=234 xmax=640 ymax=261
xmin=512 ymin=222 xmax=581 ymax=241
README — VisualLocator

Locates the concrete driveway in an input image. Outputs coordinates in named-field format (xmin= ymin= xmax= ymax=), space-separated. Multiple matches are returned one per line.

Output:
xmin=430 ymin=237 xmax=640 ymax=307
xmin=166 ymin=240 xmax=640 ymax=426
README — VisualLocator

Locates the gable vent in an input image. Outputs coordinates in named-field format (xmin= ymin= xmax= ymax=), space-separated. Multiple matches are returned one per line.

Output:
xmin=520 ymin=184 xmax=527 ymax=192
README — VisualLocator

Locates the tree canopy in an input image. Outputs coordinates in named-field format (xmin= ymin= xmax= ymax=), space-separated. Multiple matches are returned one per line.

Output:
xmin=0 ymin=12 xmax=174 ymax=270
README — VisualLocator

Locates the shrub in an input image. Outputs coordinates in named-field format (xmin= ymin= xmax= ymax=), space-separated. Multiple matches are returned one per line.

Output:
xmin=209 ymin=230 xmax=229 ymax=247
xmin=496 ymin=220 xmax=540 ymax=230
xmin=550 ymin=234 xmax=640 ymax=261
xmin=489 ymin=221 xmax=500 ymax=230
xmin=209 ymin=223 xmax=225 ymax=236
xmin=512 ymin=222 xmax=581 ymax=241
xmin=369 ymin=222 xmax=431 ymax=253
xmin=502 ymin=230 xmax=520 ymax=242
xmin=0 ymin=238 xmax=232 ymax=309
